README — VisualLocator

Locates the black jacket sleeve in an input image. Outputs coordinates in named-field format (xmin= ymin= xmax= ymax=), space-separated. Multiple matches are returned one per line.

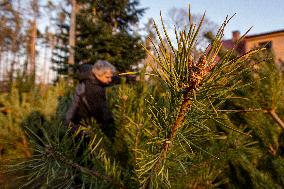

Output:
xmin=111 ymin=74 xmax=137 ymax=85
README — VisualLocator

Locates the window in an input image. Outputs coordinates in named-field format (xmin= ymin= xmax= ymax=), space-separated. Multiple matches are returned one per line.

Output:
xmin=258 ymin=41 xmax=272 ymax=50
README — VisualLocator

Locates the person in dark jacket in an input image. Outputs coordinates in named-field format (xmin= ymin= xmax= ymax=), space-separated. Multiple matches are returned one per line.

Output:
xmin=65 ymin=60 xmax=117 ymax=140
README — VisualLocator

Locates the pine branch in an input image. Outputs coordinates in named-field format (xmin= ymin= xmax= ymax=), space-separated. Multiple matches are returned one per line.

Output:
xmin=45 ymin=145 xmax=127 ymax=189
xmin=138 ymin=5 xmax=263 ymax=187
xmin=151 ymin=53 xmax=219 ymax=172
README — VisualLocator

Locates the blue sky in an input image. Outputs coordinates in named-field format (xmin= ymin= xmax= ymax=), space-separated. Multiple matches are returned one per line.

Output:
xmin=138 ymin=0 xmax=284 ymax=39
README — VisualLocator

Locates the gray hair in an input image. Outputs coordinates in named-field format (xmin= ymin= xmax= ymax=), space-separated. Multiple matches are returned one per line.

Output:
xmin=92 ymin=60 xmax=116 ymax=76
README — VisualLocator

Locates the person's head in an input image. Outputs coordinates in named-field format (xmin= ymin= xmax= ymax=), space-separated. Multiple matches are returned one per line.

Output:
xmin=92 ymin=60 xmax=116 ymax=84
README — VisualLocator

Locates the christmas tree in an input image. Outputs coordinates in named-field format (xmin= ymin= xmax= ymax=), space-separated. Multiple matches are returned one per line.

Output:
xmin=52 ymin=0 xmax=146 ymax=78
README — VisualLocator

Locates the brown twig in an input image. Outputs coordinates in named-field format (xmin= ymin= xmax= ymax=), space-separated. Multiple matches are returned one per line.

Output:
xmin=217 ymin=109 xmax=267 ymax=113
xmin=153 ymin=93 xmax=192 ymax=171
xmin=20 ymin=136 xmax=31 ymax=158
xmin=268 ymin=109 xmax=284 ymax=130
xmin=218 ymin=108 xmax=284 ymax=130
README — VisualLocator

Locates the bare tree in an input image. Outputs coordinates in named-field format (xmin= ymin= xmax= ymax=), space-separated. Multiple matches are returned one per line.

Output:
xmin=167 ymin=7 xmax=218 ymax=50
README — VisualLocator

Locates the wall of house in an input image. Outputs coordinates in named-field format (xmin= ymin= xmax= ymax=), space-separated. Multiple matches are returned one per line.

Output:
xmin=245 ymin=33 xmax=284 ymax=63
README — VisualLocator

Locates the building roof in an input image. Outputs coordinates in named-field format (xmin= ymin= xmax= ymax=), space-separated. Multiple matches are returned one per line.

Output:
xmin=222 ymin=29 xmax=284 ymax=54
xmin=245 ymin=29 xmax=284 ymax=39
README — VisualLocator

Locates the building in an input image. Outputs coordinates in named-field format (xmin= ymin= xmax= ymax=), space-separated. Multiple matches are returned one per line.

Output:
xmin=222 ymin=30 xmax=284 ymax=64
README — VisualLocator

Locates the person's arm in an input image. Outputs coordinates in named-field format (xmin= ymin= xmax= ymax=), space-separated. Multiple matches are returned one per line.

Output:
xmin=110 ymin=74 xmax=137 ymax=85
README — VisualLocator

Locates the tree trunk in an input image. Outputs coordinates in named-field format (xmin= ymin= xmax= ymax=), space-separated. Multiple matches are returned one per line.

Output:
xmin=9 ymin=33 xmax=18 ymax=83
xmin=28 ymin=18 xmax=37 ymax=78
xmin=42 ymin=45 xmax=47 ymax=84
xmin=0 ymin=47 xmax=2 ymax=81
xmin=68 ymin=0 xmax=77 ymax=76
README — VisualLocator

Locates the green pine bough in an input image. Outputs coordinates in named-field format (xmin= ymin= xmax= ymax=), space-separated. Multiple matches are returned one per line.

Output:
xmin=137 ymin=6 xmax=262 ymax=188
